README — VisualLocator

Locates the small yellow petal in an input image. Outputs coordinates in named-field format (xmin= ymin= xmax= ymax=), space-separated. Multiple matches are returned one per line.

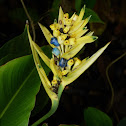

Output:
xmin=72 ymin=14 xmax=78 ymax=21
xmin=53 ymin=29 xmax=60 ymax=37
xmin=63 ymin=26 xmax=70 ymax=33
xmin=85 ymin=31 xmax=94 ymax=36
xmin=69 ymin=20 xmax=84 ymax=34
xmin=50 ymin=24 xmax=56 ymax=30
xmin=69 ymin=38 xmax=76 ymax=45
xmin=70 ymin=29 xmax=88 ymax=38
xmin=62 ymin=70 xmax=69 ymax=75
xmin=58 ymin=36 xmax=64 ymax=44
xmin=64 ymin=40 xmax=69 ymax=45
xmin=76 ymin=36 xmax=98 ymax=44
xmin=52 ymin=80 xmax=57 ymax=85
xmin=64 ymin=13 xmax=69 ymax=19
xmin=65 ymin=19 xmax=72 ymax=25
xmin=67 ymin=59 xmax=74 ymax=66
xmin=70 ymin=15 xmax=91 ymax=35
xmin=61 ymin=34 xmax=68 ymax=40
xmin=72 ymin=58 xmax=81 ymax=70
xmin=50 ymin=58 xmax=62 ymax=79
xmin=58 ymin=6 xmax=64 ymax=27
xmin=62 ymin=36 xmax=97 ymax=59
xmin=61 ymin=36 xmax=98 ymax=59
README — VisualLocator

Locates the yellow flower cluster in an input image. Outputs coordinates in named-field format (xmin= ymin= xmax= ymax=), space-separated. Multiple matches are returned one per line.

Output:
xmin=27 ymin=5 xmax=110 ymax=125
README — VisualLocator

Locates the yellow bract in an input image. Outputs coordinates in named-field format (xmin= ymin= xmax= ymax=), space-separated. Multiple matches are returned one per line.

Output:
xmin=27 ymin=5 xmax=110 ymax=125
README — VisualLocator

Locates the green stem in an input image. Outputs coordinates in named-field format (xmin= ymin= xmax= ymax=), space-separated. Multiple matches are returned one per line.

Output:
xmin=31 ymin=84 xmax=65 ymax=126
xmin=58 ymin=83 xmax=65 ymax=100
xmin=21 ymin=0 xmax=36 ymax=41
xmin=31 ymin=99 xmax=59 ymax=126
xmin=106 ymin=52 xmax=126 ymax=112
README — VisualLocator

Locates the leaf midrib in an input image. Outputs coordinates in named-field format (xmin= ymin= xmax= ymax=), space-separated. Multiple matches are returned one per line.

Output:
xmin=0 ymin=67 xmax=36 ymax=119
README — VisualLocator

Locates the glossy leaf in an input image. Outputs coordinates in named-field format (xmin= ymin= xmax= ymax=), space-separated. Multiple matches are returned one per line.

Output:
xmin=30 ymin=85 xmax=49 ymax=118
xmin=117 ymin=117 xmax=126 ymax=126
xmin=9 ymin=8 xmax=39 ymax=22
xmin=83 ymin=0 xmax=96 ymax=9
xmin=50 ymin=0 xmax=61 ymax=19
xmin=84 ymin=8 xmax=104 ymax=24
xmin=0 ymin=45 xmax=51 ymax=126
xmin=0 ymin=25 xmax=30 ymax=66
xmin=84 ymin=107 xmax=112 ymax=126
xmin=75 ymin=0 xmax=82 ymax=12
xmin=0 ymin=55 xmax=41 ymax=126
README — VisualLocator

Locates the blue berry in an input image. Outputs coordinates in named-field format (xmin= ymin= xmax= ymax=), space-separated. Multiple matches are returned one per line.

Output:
xmin=52 ymin=48 xmax=60 ymax=56
xmin=59 ymin=58 xmax=67 ymax=68
xmin=50 ymin=37 xmax=60 ymax=46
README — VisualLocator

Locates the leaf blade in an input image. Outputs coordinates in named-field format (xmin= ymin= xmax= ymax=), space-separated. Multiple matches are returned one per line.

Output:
xmin=84 ymin=107 xmax=112 ymax=126
xmin=0 ymin=25 xmax=30 ymax=66
xmin=0 ymin=55 xmax=40 ymax=126
xmin=0 ymin=45 xmax=51 ymax=126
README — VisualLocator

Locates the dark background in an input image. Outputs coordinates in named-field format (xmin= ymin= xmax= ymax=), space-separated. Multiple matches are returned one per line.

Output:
xmin=0 ymin=0 xmax=126 ymax=125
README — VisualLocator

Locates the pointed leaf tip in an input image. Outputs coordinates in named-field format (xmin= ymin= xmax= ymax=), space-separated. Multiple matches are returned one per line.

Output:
xmin=62 ymin=42 xmax=110 ymax=85
xmin=92 ymin=36 xmax=98 ymax=40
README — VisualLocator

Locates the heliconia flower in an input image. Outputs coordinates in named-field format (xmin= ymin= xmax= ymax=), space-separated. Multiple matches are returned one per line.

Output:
xmin=59 ymin=58 xmax=67 ymax=68
xmin=26 ymin=5 xmax=110 ymax=125
xmin=52 ymin=47 xmax=60 ymax=56
xmin=50 ymin=37 xmax=60 ymax=46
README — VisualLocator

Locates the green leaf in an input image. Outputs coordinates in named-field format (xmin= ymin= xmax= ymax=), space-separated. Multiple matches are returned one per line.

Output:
xmin=30 ymin=85 xmax=49 ymax=117
xmin=84 ymin=107 xmax=113 ymax=126
xmin=9 ymin=8 xmax=39 ymax=22
xmin=84 ymin=8 xmax=104 ymax=24
xmin=42 ymin=123 xmax=48 ymax=126
xmin=0 ymin=45 xmax=51 ymax=126
xmin=83 ymin=0 xmax=96 ymax=9
xmin=0 ymin=55 xmax=40 ymax=126
xmin=75 ymin=0 xmax=82 ymax=12
xmin=117 ymin=117 xmax=126 ymax=126
xmin=50 ymin=0 xmax=61 ymax=20
xmin=0 ymin=25 xmax=31 ymax=66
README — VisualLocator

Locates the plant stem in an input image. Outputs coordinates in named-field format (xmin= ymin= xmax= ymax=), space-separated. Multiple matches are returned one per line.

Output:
xmin=58 ymin=83 xmax=65 ymax=100
xmin=31 ymin=99 xmax=59 ymax=126
xmin=106 ymin=51 xmax=126 ymax=112
xmin=31 ymin=83 xmax=65 ymax=126
xmin=20 ymin=0 xmax=36 ymax=41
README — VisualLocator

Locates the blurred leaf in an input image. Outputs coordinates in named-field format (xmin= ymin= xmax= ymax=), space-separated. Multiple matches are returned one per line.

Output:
xmin=0 ymin=55 xmax=40 ymax=126
xmin=42 ymin=123 xmax=48 ymax=126
xmin=42 ymin=45 xmax=52 ymax=59
xmin=117 ymin=117 xmax=126 ymax=126
xmin=83 ymin=0 xmax=96 ymax=9
xmin=50 ymin=0 xmax=61 ymax=20
xmin=84 ymin=107 xmax=112 ymax=126
xmin=90 ymin=23 xmax=107 ymax=35
xmin=0 ymin=25 xmax=30 ymax=66
xmin=84 ymin=8 xmax=104 ymax=24
xmin=75 ymin=0 xmax=82 ymax=12
xmin=9 ymin=8 xmax=39 ymax=22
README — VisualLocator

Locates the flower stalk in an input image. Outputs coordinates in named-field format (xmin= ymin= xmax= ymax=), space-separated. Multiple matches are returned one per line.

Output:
xmin=27 ymin=5 xmax=110 ymax=125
